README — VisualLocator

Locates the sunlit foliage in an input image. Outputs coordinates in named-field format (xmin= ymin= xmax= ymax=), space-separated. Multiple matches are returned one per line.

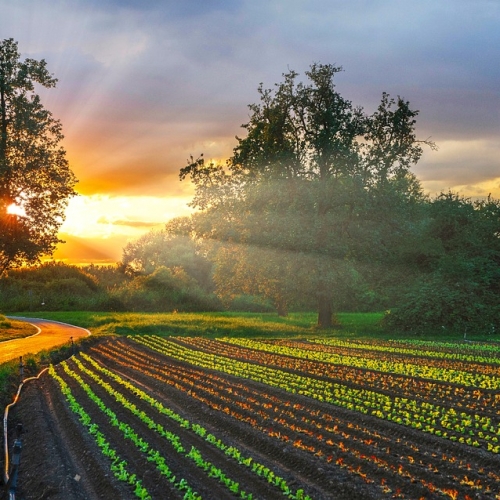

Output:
xmin=180 ymin=64 xmax=434 ymax=327
xmin=0 ymin=38 xmax=77 ymax=274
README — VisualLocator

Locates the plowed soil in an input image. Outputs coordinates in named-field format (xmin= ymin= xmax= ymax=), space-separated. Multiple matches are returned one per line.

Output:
xmin=5 ymin=337 xmax=500 ymax=499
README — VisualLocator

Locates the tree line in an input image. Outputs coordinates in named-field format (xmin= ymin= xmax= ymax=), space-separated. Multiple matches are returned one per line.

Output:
xmin=0 ymin=38 xmax=498 ymax=335
xmin=178 ymin=64 xmax=500 ymax=334
xmin=2 ymin=186 xmax=499 ymax=336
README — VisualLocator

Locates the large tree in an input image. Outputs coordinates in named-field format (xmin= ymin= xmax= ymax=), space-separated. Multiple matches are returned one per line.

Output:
xmin=0 ymin=38 xmax=77 ymax=275
xmin=181 ymin=64 xmax=433 ymax=327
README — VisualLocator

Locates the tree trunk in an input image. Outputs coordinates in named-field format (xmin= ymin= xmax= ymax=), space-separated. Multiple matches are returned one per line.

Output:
xmin=276 ymin=299 xmax=288 ymax=317
xmin=317 ymin=284 xmax=333 ymax=328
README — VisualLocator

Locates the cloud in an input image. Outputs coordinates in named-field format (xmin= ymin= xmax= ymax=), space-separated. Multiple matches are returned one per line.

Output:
xmin=80 ymin=0 xmax=243 ymax=18
xmin=59 ymin=194 xmax=192 ymax=237
xmin=9 ymin=2 xmax=496 ymax=172
xmin=2 ymin=0 xmax=500 ymax=263
xmin=97 ymin=217 xmax=164 ymax=228
xmin=415 ymin=139 xmax=500 ymax=188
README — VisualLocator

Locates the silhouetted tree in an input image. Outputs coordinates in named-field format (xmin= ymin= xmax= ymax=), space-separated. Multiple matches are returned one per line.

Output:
xmin=181 ymin=64 xmax=433 ymax=327
xmin=0 ymin=38 xmax=77 ymax=275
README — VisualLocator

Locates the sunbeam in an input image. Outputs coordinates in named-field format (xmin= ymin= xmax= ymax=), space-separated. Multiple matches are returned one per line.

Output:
xmin=1 ymin=0 xmax=498 ymax=265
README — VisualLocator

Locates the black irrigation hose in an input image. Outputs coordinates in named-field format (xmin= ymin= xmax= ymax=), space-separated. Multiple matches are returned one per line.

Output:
xmin=2 ymin=318 xmax=92 ymax=498
xmin=3 ymin=366 xmax=49 ymax=496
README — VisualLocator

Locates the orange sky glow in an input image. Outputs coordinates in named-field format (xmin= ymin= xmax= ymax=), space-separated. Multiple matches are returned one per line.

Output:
xmin=3 ymin=1 xmax=499 ymax=267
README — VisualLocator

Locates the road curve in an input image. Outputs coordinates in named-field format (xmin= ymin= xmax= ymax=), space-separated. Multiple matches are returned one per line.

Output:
xmin=0 ymin=317 xmax=90 ymax=364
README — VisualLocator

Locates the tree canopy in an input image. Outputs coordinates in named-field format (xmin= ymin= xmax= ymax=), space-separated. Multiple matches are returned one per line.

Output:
xmin=181 ymin=63 xmax=434 ymax=327
xmin=0 ymin=38 xmax=77 ymax=275
xmin=385 ymin=193 xmax=500 ymax=334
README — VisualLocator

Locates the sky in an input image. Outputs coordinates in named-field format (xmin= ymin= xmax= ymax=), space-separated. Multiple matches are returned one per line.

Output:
xmin=2 ymin=0 xmax=499 ymax=265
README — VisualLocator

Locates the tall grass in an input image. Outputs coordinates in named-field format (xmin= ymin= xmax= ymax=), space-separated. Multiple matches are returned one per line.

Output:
xmin=7 ymin=310 xmax=498 ymax=341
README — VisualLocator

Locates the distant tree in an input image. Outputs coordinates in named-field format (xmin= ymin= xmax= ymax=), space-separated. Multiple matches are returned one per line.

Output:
xmin=121 ymin=230 xmax=175 ymax=276
xmin=116 ymin=265 xmax=220 ymax=312
xmin=120 ymin=217 xmax=213 ymax=291
xmin=211 ymin=242 xmax=317 ymax=316
xmin=7 ymin=261 xmax=99 ymax=290
xmin=0 ymin=38 xmax=77 ymax=275
xmin=0 ymin=262 xmax=101 ymax=311
xmin=181 ymin=64 xmax=433 ymax=327
xmin=82 ymin=264 xmax=128 ymax=290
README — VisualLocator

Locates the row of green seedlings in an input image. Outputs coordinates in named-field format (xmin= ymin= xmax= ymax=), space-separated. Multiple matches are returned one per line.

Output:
xmin=93 ymin=343 xmax=410 ymax=497
xmin=92 ymin=344 xmax=307 ymax=491
xmin=183 ymin=337 xmax=499 ymax=418
xmin=79 ymin=353 xmax=312 ymax=500
xmin=105 ymin=341 xmax=500 ymax=494
xmin=161 ymin=337 xmax=500 ymax=448
xmin=57 ymin=361 xmax=201 ymax=499
xmin=387 ymin=338 xmax=500 ymax=356
xmin=109 ymin=342 xmax=500 ymax=499
xmin=218 ymin=337 xmax=500 ymax=389
xmin=93 ymin=342 xmax=415 ymax=492
xmin=133 ymin=336 xmax=500 ymax=453
xmin=63 ymin=358 xmax=250 ymax=499
xmin=48 ymin=365 xmax=152 ymax=499
xmin=206 ymin=339 xmax=500 ymax=444
xmin=311 ymin=338 xmax=500 ymax=365
xmin=116 ymin=348 xmax=434 ymax=497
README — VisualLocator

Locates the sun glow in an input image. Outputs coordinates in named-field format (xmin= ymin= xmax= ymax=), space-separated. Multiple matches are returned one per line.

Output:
xmin=6 ymin=203 xmax=26 ymax=217
xmin=60 ymin=194 xmax=193 ymax=238
xmin=50 ymin=193 xmax=193 ymax=265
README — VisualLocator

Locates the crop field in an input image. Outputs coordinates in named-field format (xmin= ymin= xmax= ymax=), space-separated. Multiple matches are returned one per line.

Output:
xmin=12 ymin=335 xmax=500 ymax=499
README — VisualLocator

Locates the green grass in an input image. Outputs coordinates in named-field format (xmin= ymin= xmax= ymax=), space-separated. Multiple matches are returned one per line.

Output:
xmin=0 ymin=314 xmax=38 ymax=341
xmin=3 ymin=311 xmax=390 ymax=339
xmin=5 ymin=310 xmax=499 ymax=342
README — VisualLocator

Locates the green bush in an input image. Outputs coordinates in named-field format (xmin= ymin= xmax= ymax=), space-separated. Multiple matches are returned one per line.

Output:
xmin=383 ymin=274 xmax=498 ymax=335
xmin=227 ymin=295 xmax=274 ymax=313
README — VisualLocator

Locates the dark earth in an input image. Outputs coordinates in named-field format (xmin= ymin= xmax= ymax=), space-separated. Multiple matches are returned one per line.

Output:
xmin=3 ymin=337 xmax=500 ymax=499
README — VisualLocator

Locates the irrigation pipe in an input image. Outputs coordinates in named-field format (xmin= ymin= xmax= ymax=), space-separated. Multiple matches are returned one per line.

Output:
xmin=3 ymin=366 xmax=49 ymax=486
xmin=2 ymin=317 xmax=91 ymax=491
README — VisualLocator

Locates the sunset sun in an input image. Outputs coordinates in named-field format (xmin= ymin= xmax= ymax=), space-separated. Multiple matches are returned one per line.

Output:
xmin=0 ymin=2 xmax=499 ymax=498
xmin=6 ymin=203 xmax=26 ymax=217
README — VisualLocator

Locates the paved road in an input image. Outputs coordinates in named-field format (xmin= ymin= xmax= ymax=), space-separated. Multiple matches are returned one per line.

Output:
xmin=0 ymin=317 xmax=90 ymax=364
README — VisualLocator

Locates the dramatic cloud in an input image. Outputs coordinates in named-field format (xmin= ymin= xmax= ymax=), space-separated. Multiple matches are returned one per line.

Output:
xmin=2 ymin=0 xmax=499 ymax=263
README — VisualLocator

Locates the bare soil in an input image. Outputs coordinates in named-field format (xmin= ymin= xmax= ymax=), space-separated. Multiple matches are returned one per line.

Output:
xmin=3 ymin=337 xmax=500 ymax=499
